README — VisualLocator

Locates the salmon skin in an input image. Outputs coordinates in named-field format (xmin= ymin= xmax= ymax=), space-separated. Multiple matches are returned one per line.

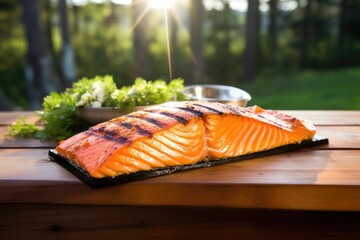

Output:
xmin=56 ymin=101 xmax=316 ymax=178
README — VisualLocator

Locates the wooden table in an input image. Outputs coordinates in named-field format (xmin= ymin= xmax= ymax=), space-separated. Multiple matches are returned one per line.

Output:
xmin=1 ymin=110 xmax=360 ymax=239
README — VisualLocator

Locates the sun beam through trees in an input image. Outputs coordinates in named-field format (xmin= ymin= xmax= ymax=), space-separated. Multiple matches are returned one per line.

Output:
xmin=0 ymin=0 xmax=359 ymax=110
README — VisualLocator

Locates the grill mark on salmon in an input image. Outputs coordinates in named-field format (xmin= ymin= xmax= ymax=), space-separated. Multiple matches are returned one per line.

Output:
xmin=117 ymin=121 xmax=154 ymax=138
xmin=142 ymin=117 xmax=166 ymax=128
xmin=175 ymin=107 xmax=203 ymax=116
xmin=86 ymin=131 xmax=130 ymax=145
xmin=119 ymin=122 xmax=133 ymax=129
xmin=158 ymin=111 xmax=187 ymax=124
xmin=193 ymin=103 xmax=223 ymax=114
xmin=142 ymin=108 xmax=190 ymax=124
xmin=56 ymin=101 xmax=316 ymax=178
xmin=91 ymin=115 xmax=162 ymax=141
xmin=127 ymin=113 xmax=168 ymax=129
xmin=134 ymin=125 xmax=153 ymax=138
xmin=89 ymin=127 xmax=117 ymax=137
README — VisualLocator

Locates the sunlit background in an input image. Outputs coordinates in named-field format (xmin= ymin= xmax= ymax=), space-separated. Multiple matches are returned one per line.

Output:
xmin=0 ymin=0 xmax=359 ymax=110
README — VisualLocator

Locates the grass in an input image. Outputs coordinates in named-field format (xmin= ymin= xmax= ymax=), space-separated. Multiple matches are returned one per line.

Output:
xmin=242 ymin=67 xmax=360 ymax=110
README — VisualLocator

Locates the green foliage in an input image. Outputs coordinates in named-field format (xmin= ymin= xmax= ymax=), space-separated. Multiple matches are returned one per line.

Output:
xmin=168 ymin=78 xmax=189 ymax=101
xmin=37 ymin=91 xmax=88 ymax=141
xmin=9 ymin=76 xmax=187 ymax=141
xmin=35 ymin=75 xmax=119 ymax=140
xmin=111 ymin=78 xmax=187 ymax=110
xmin=8 ymin=117 xmax=39 ymax=138
xmin=69 ymin=75 xmax=118 ymax=107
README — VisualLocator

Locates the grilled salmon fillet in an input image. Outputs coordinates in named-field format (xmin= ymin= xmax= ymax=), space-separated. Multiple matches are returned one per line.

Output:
xmin=56 ymin=101 xmax=316 ymax=178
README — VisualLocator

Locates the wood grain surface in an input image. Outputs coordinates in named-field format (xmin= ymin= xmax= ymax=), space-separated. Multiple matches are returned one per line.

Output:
xmin=1 ymin=110 xmax=360 ymax=239
xmin=1 ymin=204 xmax=360 ymax=240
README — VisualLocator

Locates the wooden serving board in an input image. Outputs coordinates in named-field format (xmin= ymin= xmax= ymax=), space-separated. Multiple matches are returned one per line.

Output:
xmin=48 ymin=135 xmax=329 ymax=188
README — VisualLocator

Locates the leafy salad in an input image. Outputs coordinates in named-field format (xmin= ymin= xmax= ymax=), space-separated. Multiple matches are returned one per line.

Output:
xmin=8 ymin=76 xmax=188 ymax=141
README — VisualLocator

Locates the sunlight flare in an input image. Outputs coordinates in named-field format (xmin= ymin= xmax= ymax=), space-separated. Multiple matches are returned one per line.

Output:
xmin=147 ymin=0 xmax=175 ymax=10
xmin=164 ymin=10 xmax=172 ymax=80
xmin=131 ymin=0 xmax=181 ymax=80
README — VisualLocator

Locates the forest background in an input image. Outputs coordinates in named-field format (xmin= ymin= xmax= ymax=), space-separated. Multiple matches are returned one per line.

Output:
xmin=0 ymin=0 xmax=359 ymax=110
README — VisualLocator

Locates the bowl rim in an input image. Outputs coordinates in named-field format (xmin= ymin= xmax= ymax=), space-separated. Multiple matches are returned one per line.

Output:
xmin=183 ymin=84 xmax=252 ymax=101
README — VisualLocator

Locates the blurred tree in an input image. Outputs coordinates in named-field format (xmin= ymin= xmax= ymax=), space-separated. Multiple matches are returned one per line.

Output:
xmin=268 ymin=0 xmax=278 ymax=74
xmin=71 ymin=3 xmax=133 ymax=86
xmin=20 ymin=0 xmax=55 ymax=109
xmin=0 ymin=0 xmax=25 ymax=109
xmin=1 ymin=0 xmax=358 ymax=111
xmin=190 ymin=0 xmax=205 ymax=83
xmin=205 ymin=1 xmax=243 ymax=85
xmin=338 ymin=0 xmax=360 ymax=66
xmin=43 ymin=0 xmax=55 ymax=59
xmin=244 ymin=0 xmax=260 ymax=82
xmin=168 ymin=1 xmax=183 ymax=78
xmin=169 ymin=3 xmax=179 ymax=78
xmin=59 ymin=0 xmax=76 ymax=88
xmin=132 ymin=0 xmax=150 ymax=78
xmin=72 ymin=3 xmax=80 ymax=33
xmin=287 ymin=0 xmax=343 ymax=70
xmin=300 ymin=0 xmax=311 ymax=70
xmin=0 ymin=89 xmax=12 ymax=110
xmin=106 ymin=0 xmax=118 ymax=25
xmin=268 ymin=0 xmax=278 ymax=51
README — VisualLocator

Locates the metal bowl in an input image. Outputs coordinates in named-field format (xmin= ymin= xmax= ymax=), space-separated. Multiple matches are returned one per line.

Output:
xmin=183 ymin=84 xmax=251 ymax=106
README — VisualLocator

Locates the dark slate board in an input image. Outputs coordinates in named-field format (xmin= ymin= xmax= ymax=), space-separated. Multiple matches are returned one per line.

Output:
xmin=48 ymin=135 xmax=329 ymax=188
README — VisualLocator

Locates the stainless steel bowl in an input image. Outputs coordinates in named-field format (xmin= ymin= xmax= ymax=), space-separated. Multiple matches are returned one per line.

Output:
xmin=183 ymin=84 xmax=251 ymax=106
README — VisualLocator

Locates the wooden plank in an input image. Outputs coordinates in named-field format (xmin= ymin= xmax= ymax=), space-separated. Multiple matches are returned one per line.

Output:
xmin=1 ymin=149 xmax=360 ymax=211
xmin=0 ymin=111 xmax=39 ymax=126
xmin=2 ymin=181 xmax=360 ymax=211
xmin=2 ymin=149 xmax=360 ymax=185
xmin=316 ymin=126 xmax=360 ymax=149
xmin=1 ymin=204 xmax=360 ymax=240
xmin=0 ymin=149 xmax=77 ymax=181
xmin=1 ymin=111 xmax=359 ymax=212
xmin=0 ymin=127 xmax=57 ymax=148
xmin=283 ymin=110 xmax=360 ymax=125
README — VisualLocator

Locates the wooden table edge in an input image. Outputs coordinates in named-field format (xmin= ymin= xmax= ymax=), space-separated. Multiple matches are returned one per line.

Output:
xmin=1 ymin=181 xmax=359 ymax=212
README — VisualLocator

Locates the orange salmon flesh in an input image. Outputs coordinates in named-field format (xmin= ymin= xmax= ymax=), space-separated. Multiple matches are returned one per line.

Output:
xmin=56 ymin=101 xmax=316 ymax=178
